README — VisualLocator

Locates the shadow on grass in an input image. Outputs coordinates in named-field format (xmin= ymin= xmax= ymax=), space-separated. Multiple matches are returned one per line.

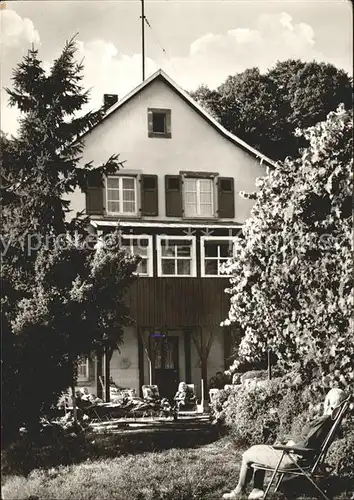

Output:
xmin=1 ymin=426 xmax=219 ymax=477
xmin=276 ymin=474 xmax=354 ymax=500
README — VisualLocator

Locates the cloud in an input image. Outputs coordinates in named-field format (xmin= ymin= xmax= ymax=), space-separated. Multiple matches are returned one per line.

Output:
xmin=1 ymin=10 xmax=350 ymax=137
xmin=165 ymin=12 xmax=320 ymax=89
xmin=74 ymin=39 xmax=158 ymax=111
xmin=47 ymin=12 xmax=322 ymax=113
xmin=1 ymin=9 xmax=41 ymax=137
xmin=0 ymin=9 xmax=40 ymax=48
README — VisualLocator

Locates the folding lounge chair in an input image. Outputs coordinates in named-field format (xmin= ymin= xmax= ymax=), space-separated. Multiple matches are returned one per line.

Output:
xmin=142 ymin=385 xmax=160 ymax=401
xmin=184 ymin=384 xmax=197 ymax=411
xmin=142 ymin=385 xmax=161 ymax=417
xmin=209 ymin=388 xmax=220 ymax=403
xmin=251 ymin=397 xmax=350 ymax=500
xmin=175 ymin=384 xmax=198 ymax=417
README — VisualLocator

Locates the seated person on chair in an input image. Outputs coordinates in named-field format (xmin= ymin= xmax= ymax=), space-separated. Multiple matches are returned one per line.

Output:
xmin=173 ymin=382 xmax=196 ymax=411
xmin=223 ymin=388 xmax=347 ymax=500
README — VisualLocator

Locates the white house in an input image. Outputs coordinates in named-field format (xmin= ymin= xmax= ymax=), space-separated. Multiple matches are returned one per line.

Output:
xmin=69 ymin=69 xmax=276 ymax=401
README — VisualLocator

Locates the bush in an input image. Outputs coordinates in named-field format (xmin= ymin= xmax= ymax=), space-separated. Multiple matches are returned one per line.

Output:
xmin=211 ymin=369 xmax=354 ymax=494
xmin=211 ymin=371 xmax=323 ymax=447
xmin=327 ymin=420 xmax=354 ymax=477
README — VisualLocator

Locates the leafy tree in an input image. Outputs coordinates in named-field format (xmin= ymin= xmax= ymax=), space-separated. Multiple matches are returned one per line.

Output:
xmin=286 ymin=61 xmax=353 ymax=129
xmin=1 ymin=38 xmax=138 ymax=440
xmin=222 ymin=106 xmax=353 ymax=390
xmin=190 ymin=84 xmax=222 ymax=121
xmin=191 ymin=60 xmax=352 ymax=161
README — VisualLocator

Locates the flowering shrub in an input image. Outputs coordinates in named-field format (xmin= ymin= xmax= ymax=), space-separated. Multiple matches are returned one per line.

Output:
xmin=327 ymin=425 xmax=354 ymax=477
xmin=211 ymin=373 xmax=322 ymax=447
xmin=222 ymin=106 xmax=353 ymax=391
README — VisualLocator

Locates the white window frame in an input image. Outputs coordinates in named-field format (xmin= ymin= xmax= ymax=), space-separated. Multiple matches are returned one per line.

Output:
xmin=121 ymin=234 xmax=153 ymax=277
xmin=105 ymin=175 xmax=138 ymax=216
xmin=157 ymin=235 xmax=197 ymax=277
xmin=200 ymin=236 xmax=235 ymax=277
xmin=182 ymin=176 xmax=216 ymax=218
xmin=77 ymin=356 xmax=89 ymax=381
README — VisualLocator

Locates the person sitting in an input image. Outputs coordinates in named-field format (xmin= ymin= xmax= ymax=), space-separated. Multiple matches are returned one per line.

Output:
xmin=215 ymin=371 xmax=227 ymax=389
xmin=209 ymin=376 xmax=217 ymax=391
xmin=222 ymin=388 xmax=347 ymax=500
xmin=173 ymin=382 xmax=196 ymax=411
xmin=209 ymin=371 xmax=228 ymax=391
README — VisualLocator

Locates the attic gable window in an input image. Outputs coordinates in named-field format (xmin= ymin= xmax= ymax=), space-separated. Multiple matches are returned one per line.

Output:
xmin=148 ymin=108 xmax=171 ymax=138
xmin=153 ymin=113 xmax=166 ymax=133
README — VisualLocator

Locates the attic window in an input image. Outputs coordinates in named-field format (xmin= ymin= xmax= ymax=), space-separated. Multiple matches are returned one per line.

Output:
xmin=148 ymin=108 xmax=171 ymax=138
xmin=153 ymin=113 xmax=166 ymax=133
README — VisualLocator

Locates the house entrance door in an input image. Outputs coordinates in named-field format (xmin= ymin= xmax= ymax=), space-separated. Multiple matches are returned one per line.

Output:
xmin=153 ymin=336 xmax=179 ymax=400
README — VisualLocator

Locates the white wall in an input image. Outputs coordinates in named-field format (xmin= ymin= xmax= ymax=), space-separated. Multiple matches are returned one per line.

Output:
xmin=110 ymin=326 xmax=140 ymax=394
xmin=67 ymin=78 xmax=265 ymax=223
xmin=190 ymin=327 xmax=225 ymax=401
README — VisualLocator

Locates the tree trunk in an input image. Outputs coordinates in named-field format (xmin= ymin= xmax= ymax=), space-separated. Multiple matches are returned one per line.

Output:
xmin=104 ymin=345 xmax=110 ymax=403
xmin=95 ymin=348 xmax=103 ymax=399
xmin=71 ymin=374 xmax=77 ymax=424
xmin=201 ymin=359 xmax=208 ymax=401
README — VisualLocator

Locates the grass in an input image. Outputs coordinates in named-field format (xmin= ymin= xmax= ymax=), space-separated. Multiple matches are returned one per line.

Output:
xmin=1 ymin=437 xmax=239 ymax=500
xmin=2 ymin=436 xmax=354 ymax=500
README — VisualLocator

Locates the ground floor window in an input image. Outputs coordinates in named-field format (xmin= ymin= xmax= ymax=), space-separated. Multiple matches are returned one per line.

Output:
xmin=77 ymin=356 xmax=89 ymax=381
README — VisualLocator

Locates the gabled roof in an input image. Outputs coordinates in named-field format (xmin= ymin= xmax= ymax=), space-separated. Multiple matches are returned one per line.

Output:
xmin=83 ymin=69 xmax=277 ymax=168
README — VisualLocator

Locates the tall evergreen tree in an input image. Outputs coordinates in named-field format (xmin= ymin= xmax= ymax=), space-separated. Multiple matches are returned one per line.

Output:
xmin=1 ymin=38 xmax=138 ymax=440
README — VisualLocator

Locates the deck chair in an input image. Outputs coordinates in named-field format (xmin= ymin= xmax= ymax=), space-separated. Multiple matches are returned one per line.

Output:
xmin=209 ymin=388 xmax=220 ymax=403
xmin=141 ymin=385 xmax=161 ymax=417
xmin=251 ymin=397 xmax=350 ymax=500
xmin=142 ymin=385 xmax=160 ymax=401
xmin=175 ymin=384 xmax=197 ymax=414
xmin=185 ymin=384 xmax=197 ymax=410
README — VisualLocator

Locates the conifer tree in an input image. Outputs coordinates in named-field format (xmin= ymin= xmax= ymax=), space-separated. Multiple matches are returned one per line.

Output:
xmin=1 ymin=38 xmax=138 ymax=439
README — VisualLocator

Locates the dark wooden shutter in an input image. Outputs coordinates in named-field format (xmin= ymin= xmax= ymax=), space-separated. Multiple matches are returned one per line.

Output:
xmin=165 ymin=175 xmax=182 ymax=217
xmin=141 ymin=174 xmax=158 ymax=216
xmin=217 ymin=177 xmax=234 ymax=218
xmin=86 ymin=170 xmax=104 ymax=215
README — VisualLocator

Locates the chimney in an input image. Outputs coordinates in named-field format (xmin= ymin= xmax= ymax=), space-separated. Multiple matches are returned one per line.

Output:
xmin=103 ymin=93 xmax=118 ymax=111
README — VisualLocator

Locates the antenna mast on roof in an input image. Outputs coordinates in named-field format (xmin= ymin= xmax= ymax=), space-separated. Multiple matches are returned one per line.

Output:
xmin=141 ymin=0 xmax=146 ymax=81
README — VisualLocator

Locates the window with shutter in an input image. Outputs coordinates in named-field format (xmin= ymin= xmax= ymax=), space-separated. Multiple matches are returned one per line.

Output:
xmin=184 ymin=177 xmax=214 ymax=217
xmin=148 ymin=108 xmax=171 ymax=138
xmin=165 ymin=175 xmax=182 ymax=217
xmin=141 ymin=174 xmax=158 ymax=216
xmin=106 ymin=176 xmax=138 ymax=216
xmin=217 ymin=177 xmax=235 ymax=218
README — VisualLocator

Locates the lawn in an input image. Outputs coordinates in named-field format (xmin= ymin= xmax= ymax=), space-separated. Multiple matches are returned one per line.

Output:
xmin=2 ymin=436 xmax=353 ymax=500
xmin=2 ymin=437 xmax=239 ymax=500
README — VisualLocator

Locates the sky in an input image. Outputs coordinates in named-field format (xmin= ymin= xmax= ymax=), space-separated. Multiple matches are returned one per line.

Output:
xmin=1 ymin=0 xmax=352 ymax=136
